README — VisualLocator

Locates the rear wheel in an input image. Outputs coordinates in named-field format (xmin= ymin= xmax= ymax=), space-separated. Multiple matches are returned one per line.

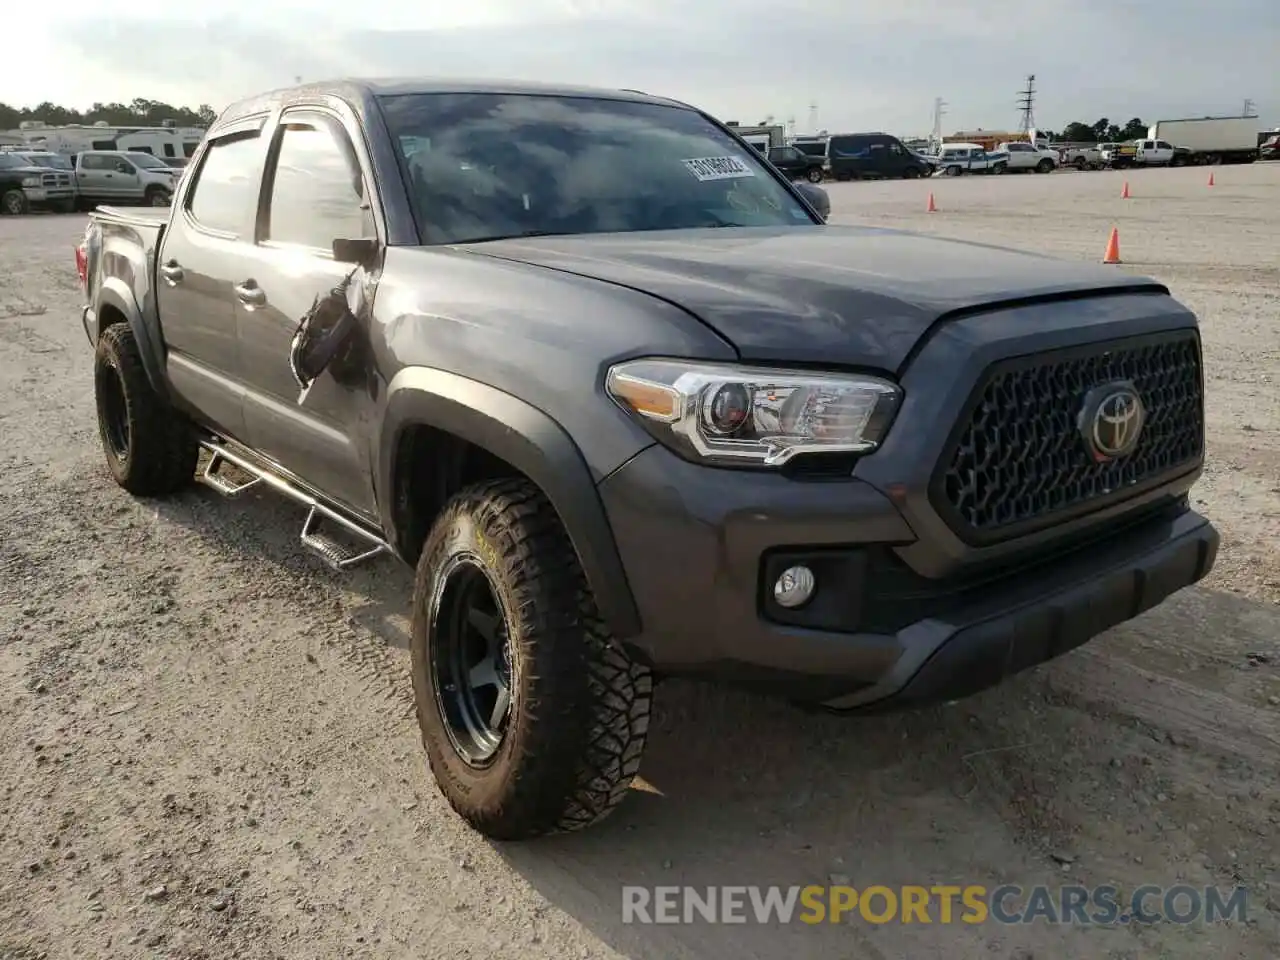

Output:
xmin=411 ymin=477 xmax=653 ymax=840
xmin=1 ymin=188 xmax=29 ymax=215
xmin=93 ymin=324 xmax=198 ymax=496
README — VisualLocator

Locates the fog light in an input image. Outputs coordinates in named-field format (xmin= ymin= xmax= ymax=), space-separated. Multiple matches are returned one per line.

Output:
xmin=773 ymin=565 xmax=816 ymax=608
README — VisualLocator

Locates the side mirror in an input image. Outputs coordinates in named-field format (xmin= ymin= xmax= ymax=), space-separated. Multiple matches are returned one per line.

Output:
xmin=332 ymin=237 xmax=379 ymax=266
xmin=793 ymin=181 xmax=830 ymax=222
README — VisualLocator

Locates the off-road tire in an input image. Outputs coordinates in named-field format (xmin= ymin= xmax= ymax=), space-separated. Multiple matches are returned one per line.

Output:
xmin=2 ymin=188 xmax=29 ymax=216
xmin=805 ymin=166 xmax=824 ymax=183
xmin=145 ymin=185 xmax=171 ymax=207
xmin=411 ymin=477 xmax=652 ymax=840
xmin=93 ymin=323 xmax=198 ymax=496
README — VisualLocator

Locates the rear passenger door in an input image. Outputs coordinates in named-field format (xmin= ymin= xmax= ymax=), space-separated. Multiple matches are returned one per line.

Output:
xmin=155 ymin=120 xmax=269 ymax=442
xmin=234 ymin=107 xmax=381 ymax=517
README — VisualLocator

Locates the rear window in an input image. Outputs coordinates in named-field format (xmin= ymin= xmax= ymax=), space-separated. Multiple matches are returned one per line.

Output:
xmin=185 ymin=133 xmax=264 ymax=237
xmin=791 ymin=140 xmax=827 ymax=158
xmin=378 ymin=92 xmax=818 ymax=244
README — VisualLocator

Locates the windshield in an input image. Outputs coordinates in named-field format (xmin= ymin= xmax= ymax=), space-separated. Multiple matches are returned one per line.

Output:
xmin=126 ymin=153 xmax=169 ymax=169
xmin=0 ymin=154 xmax=31 ymax=169
xmin=378 ymin=92 xmax=818 ymax=244
xmin=19 ymin=153 xmax=71 ymax=170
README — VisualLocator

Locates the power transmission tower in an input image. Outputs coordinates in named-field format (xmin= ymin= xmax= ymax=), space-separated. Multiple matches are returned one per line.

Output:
xmin=1016 ymin=74 xmax=1036 ymax=134
xmin=1242 ymin=98 xmax=1255 ymax=117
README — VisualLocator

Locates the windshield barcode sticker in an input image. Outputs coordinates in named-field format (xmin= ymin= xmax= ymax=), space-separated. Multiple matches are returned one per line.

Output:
xmin=681 ymin=156 xmax=755 ymax=181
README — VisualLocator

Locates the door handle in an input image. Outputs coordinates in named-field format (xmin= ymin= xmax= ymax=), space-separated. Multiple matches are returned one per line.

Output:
xmin=159 ymin=260 xmax=184 ymax=285
xmin=234 ymin=281 xmax=267 ymax=308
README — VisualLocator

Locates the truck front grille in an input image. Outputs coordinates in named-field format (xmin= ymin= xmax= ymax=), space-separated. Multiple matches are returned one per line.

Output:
xmin=934 ymin=331 xmax=1204 ymax=542
xmin=41 ymin=173 xmax=72 ymax=187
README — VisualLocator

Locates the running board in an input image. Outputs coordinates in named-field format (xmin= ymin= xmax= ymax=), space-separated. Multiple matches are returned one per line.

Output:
xmin=197 ymin=441 xmax=392 ymax=571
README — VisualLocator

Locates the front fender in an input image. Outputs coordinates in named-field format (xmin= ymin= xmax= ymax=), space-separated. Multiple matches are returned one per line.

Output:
xmin=378 ymin=366 xmax=643 ymax=641
xmin=94 ymin=276 xmax=172 ymax=403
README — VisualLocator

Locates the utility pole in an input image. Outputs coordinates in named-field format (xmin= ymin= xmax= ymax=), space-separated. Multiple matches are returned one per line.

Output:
xmin=1016 ymin=74 xmax=1036 ymax=135
xmin=930 ymin=97 xmax=947 ymax=153
xmin=1242 ymin=98 xmax=1255 ymax=117
xmin=807 ymin=101 xmax=818 ymax=134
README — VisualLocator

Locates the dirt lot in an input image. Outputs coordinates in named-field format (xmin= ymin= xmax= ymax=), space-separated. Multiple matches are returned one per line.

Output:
xmin=1 ymin=163 xmax=1278 ymax=960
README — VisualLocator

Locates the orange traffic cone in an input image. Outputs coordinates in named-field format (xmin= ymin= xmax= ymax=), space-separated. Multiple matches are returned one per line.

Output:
xmin=1121 ymin=181 xmax=1130 ymax=199
xmin=1207 ymin=171 xmax=1215 ymax=187
xmin=1102 ymin=227 xmax=1121 ymax=264
xmin=926 ymin=192 xmax=937 ymax=213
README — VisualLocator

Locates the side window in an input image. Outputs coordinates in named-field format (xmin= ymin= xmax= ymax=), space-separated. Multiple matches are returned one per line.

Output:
xmin=1157 ymin=141 xmax=1172 ymax=150
xmin=265 ymin=117 xmax=372 ymax=250
xmin=186 ymin=132 xmax=264 ymax=237
xmin=889 ymin=143 xmax=904 ymax=155
xmin=1142 ymin=141 xmax=1154 ymax=149
xmin=163 ymin=143 xmax=175 ymax=157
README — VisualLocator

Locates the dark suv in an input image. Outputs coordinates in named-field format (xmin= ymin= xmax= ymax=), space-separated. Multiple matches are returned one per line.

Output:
xmin=767 ymin=144 xmax=826 ymax=183
xmin=825 ymin=132 xmax=933 ymax=180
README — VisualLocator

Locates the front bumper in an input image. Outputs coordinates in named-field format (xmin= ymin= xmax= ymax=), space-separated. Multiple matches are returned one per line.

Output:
xmin=23 ymin=187 xmax=75 ymax=205
xmin=598 ymin=443 xmax=1218 ymax=711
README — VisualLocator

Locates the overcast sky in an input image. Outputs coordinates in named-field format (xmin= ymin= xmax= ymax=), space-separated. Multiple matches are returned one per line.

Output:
xmin=6 ymin=0 xmax=1278 ymax=134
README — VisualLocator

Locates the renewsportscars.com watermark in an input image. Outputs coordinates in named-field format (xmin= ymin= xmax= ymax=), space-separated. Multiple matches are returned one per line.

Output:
xmin=621 ymin=884 xmax=1249 ymax=926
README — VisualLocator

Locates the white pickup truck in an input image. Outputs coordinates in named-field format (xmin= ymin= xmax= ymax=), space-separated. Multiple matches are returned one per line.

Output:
xmin=996 ymin=141 xmax=1059 ymax=173
xmin=1058 ymin=145 xmax=1103 ymax=170
xmin=931 ymin=142 xmax=1010 ymax=176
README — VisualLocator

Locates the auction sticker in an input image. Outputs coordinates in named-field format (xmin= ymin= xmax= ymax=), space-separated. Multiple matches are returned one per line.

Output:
xmin=681 ymin=156 xmax=756 ymax=181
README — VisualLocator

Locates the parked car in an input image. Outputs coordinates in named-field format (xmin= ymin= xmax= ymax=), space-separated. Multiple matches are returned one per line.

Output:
xmin=0 ymin=151 xmax=77 ymax=214
xmin=77 ymin=77 xmax=1217 ymax=842
xmin=931 ymin=143 xmax=1009 ymax=176
xmin=824 ymin=132 xmax=933 ymax=180
xmin=72 ymin=150 xmax=179 ymax=208
xmin=767 ymin=144 xmax=826 ymax=183
xmin=997 ymin=141 xmax=1059 ymax=173
xmin=1059 ymin=145 xmax=1103 ymax=170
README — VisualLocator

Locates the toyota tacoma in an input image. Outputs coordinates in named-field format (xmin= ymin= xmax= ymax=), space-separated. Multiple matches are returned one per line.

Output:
xmin=76 ymin=79 xmax=1218 ymax=841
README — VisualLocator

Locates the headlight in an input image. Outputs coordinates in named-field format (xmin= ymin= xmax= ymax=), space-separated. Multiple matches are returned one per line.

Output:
xmin=605 ymin=359 xmax=901 ymax=467
xmin=22 ymin=176 xmax=40 ymax=188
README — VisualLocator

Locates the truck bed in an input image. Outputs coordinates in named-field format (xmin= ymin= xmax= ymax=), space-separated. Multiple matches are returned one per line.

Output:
xmin=90 ymin=205 xmax=171 ymax=228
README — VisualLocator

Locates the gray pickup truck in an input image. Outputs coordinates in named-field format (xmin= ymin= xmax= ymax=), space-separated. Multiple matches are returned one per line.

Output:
xmin=76 ymin=78 xmax=1218 ymax=841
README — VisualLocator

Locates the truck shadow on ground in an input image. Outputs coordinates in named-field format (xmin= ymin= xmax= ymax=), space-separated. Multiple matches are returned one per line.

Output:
xmin=152 ymin=482 xmax=1280 ymax=958
xmin=493 ymin=583 xmax=1280 ymax=959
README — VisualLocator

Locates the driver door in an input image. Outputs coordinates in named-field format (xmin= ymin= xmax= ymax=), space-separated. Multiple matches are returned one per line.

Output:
xmin=235 ymin=107 xmax=381 ymax=518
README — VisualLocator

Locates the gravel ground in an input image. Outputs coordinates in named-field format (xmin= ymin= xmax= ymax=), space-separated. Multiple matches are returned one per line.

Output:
xmin=1 ymin=162 xmax=1278 ymax=960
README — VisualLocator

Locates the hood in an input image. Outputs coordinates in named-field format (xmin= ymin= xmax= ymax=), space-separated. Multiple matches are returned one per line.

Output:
xmin=464 ymin=225 xmax=1164 ymax=372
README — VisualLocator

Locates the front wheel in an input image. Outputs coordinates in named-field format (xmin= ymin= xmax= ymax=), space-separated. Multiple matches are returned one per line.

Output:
xmin=902 ymin=167 xmax=920 ymax=180
xmin=992 ymin=162 xmax=1008 ymax=175
xmin=805 ymin=167 xmax=824 ymax=183
xmin=1074 ymin=157 xmax=1088 ymax=171
xmin=411 ymin=477 xmax=653 ymax=841
xmin=945 ymin=165 xmax=963 ymax=177
xmin=1 ymin=188 xmax=29 ymax=215
xmin=1036 ymin=159 xmax=1054 ymax=173
xmin=145 ymin=186 xmax=172 ymax=207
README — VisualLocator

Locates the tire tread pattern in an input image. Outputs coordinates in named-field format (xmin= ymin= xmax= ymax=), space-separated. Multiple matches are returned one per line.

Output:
xmin=412 ymin=477 xmax=652 ymax=840
xmin=95 ymin=323 xmax=197 ymax=497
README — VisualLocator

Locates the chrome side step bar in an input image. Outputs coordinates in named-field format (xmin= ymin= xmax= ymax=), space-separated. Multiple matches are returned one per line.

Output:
xmin=198 ymin=440 xmax=392 ymax=571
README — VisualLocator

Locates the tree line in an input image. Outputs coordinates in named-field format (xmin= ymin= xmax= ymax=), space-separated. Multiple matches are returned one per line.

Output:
xmin=1036 ymin=119 xmax=1150 ymax=144
xmin=0 ymin=98 xmax=217 ymax=130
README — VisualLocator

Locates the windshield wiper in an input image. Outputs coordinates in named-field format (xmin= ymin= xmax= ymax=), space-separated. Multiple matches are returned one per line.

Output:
xmin=452 ymin=230 xmax=568 ymax=244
